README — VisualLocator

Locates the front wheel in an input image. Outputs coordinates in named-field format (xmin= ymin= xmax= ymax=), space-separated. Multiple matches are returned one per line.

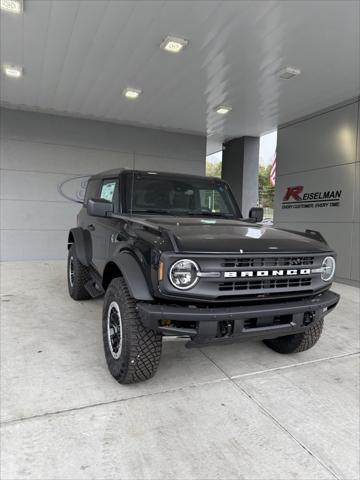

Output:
xmin=263 ymin=318 xmax=324 ymax=354
xmin=102 ymin=277 xmax=162 ymax=384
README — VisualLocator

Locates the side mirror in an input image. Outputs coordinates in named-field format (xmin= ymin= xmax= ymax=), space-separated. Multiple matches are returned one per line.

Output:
xmin=249 ymin=207 xmax=263 ymax=223
xmin=87 ymin=198 xmax=113 ymax=217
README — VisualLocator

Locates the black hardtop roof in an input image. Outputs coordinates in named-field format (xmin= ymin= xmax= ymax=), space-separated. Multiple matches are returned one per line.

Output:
xmin=90 ymin=168 xmax=220 ymax=182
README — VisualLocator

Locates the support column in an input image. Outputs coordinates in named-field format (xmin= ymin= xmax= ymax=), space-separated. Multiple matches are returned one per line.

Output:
xmin=221 ymin=136 xmax=259 ymax=216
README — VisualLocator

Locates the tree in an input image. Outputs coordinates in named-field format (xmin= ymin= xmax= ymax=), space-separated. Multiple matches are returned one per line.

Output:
xmin=206 ymin=160 xmax=222 ymax=177
xmin=258 ymin=164 xmax=275 ymax=208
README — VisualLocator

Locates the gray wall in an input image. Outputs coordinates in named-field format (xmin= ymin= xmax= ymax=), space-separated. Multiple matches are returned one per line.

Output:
xmin=0 ymin=108 xmax=206 ymax=261
xmin=274 ymin=99 xmax=359 ymax=285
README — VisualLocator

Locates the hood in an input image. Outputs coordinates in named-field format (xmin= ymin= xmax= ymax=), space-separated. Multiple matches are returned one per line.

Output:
xmin=132 ymin=215 xmax=331 ymax=254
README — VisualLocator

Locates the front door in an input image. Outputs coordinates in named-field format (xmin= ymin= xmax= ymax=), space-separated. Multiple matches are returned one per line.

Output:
xmin=91 ymin=178 xmax=119 ymax=274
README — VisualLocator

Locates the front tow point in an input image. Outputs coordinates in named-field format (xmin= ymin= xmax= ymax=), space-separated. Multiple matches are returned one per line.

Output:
xmin=218 ymin=320 xmax=234 ymax=337
xmin=303 ymin=312 xmax=315 ymax=326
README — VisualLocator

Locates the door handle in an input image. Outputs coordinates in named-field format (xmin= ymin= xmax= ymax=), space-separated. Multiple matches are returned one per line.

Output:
xmin=87 ymin=224 xmax=95 ymax=231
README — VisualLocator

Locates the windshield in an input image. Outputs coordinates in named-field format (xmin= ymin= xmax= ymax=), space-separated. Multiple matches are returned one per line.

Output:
xmin=125 ymin=172 xmax=239 ymax=218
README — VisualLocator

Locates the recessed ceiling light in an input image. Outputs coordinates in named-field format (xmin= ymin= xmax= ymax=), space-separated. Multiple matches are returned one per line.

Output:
xmin=160 ymin=36 xmax=188 ymax=53
xmin=2 ymin=64 xmax=23 ymax=78
xmin=0 ymin=0 xmax=23 ymax=14
xmin=277 ymin=66 xmax=301 ymax=79
xmin=214 ymin=104 xmax=232 ymax=115
xmin=122 ymin=87 xmax=142 ymax=99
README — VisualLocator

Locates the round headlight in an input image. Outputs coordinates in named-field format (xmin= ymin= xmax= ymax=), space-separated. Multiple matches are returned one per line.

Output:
xmin=169 ymin=259 xmax=199 ymax=290
xmin=321 ymin=256 xmax=336 ymax=282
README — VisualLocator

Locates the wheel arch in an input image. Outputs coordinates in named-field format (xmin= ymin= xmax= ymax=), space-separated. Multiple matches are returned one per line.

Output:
xmin=103 ymin=252 xmax=153 ymax=301
xmin=103 ymin=261 xmax=123 ymax=290
xmin=67 ymin=227 xmax=92 ymax=266
xmin=68 ymin=231 xmax=75 ymax=245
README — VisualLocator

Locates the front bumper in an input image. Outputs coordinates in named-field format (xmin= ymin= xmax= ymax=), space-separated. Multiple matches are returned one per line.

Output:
xmin=137 ymin=290 xmax=340 ymax=347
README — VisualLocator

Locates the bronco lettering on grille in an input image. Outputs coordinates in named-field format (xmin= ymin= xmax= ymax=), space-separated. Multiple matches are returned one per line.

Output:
xmin=224 ymin=269 xmax=311 ymax=278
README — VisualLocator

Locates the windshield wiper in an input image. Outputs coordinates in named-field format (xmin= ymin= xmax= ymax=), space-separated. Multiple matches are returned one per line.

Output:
xmin=131 ymin=209 xmax=175 ymax=215
xmin=131 ymin=209 xmax=235 ymax=219
xmin=186 ymin=211 xmax=235 ymax=219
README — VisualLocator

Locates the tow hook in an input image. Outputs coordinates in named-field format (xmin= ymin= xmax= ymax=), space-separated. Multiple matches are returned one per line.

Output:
xmin=303 ymin=311 xmax=315 ymax=326
xmin=218 ymin=320 xmax=234 ymax=337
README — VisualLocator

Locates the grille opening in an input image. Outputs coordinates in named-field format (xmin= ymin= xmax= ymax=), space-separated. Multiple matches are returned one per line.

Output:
xmin=243 ymin=315 xmax=292 ymax=329
xmin=243 ymin=318 xmax=257 ymax=329
xmin=221 ymin=256 xmax=314 ymax=268
xmin=158 ymin=320 xmax=197 ymax=330
xmin=219 ymin=277 xmax=312 ymax=292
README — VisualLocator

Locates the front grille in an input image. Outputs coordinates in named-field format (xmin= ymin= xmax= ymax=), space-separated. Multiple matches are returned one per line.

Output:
xmin=218 ymin=277 xmax=312 ymax=292
xmin=162 ymin=252 xmax=324 ymax=301
xmin=221 ymin=256 xmax=314 ymax=268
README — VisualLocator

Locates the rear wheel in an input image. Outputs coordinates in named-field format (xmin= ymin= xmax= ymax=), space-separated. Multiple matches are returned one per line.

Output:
xmin=263 ymin=318 xmax=324 ymax=353
xmin=67 ymin=245 xmax=92 ymax=300
xmin=103 ymin=277 xmax=162 ymax=384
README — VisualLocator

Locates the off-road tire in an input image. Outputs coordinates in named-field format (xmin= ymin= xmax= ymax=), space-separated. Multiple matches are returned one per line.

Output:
xmin=263 ymin=318 xmax=324 ymax=353
xmin=67 ymin=244 xmax=92 ymax=300
xmin=103 ymin=277 xmax=162 ymax=384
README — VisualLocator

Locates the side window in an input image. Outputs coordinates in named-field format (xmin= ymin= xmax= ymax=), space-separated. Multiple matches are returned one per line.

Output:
xmin=100 ymin=178 xmax=119 ymax=206
xmin=84 ymin=179 xmax=100 ymax=206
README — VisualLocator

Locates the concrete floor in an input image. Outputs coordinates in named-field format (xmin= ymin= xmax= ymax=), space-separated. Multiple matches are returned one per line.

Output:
xmin=1 ymin=261 xmax=359 ymax=480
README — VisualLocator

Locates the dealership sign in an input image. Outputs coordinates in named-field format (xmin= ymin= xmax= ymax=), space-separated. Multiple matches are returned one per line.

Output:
xmin=282 ymin=186 xmax=342 ymax=210
xmin=58 ymin=175 xmax=90 ymax=203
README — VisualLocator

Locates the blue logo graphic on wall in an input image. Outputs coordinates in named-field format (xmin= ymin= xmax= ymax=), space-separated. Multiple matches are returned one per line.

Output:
xmin=58 ymin=176 xmax=90 ymax=204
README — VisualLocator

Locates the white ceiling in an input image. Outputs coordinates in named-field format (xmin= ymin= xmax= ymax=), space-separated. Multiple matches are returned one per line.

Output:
xmin=1 ymin=0 xmax=359 ymax=149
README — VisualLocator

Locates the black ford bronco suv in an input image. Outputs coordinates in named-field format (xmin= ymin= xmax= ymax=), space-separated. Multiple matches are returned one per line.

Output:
xmin=67 ymin=169 xmax=340 ymax=384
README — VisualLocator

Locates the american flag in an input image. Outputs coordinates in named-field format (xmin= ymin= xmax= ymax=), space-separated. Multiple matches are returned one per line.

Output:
xmin=270 ymin=153 xmax=276 ymax=187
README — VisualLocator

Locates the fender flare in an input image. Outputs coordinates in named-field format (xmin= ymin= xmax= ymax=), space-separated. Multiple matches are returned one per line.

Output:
xmin=305 ymin=229 xmax=328 ymax=245
xmin=280 ymin=228 xmax=328 ymax=245
xmin=68 ymin=227 xmax=92 ymax=266
xmin=108 ymin=252 xmax=153 ymax=301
